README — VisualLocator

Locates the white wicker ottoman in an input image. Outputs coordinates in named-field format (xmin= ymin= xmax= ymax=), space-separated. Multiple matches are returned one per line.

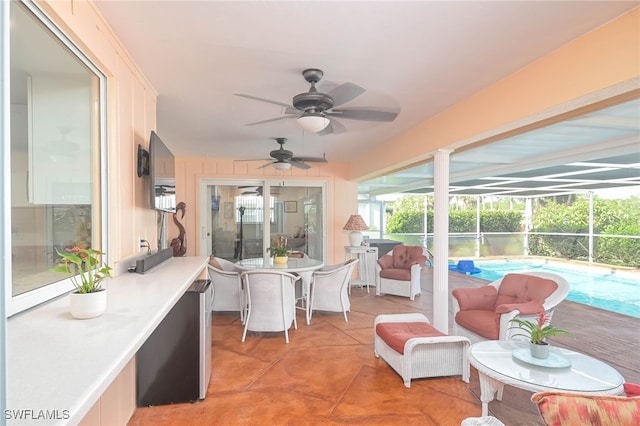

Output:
xmin=374 ymin=313 xmax=470 ymax=388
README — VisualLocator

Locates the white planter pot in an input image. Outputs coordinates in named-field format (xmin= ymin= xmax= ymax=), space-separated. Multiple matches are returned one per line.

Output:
xmin=69 ymin=290 xmax=107 ymax=319
xmin=530 ymin=341 xmax=550 ymax=359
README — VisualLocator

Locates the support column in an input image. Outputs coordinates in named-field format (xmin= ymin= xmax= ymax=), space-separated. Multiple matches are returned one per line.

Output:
xmin=423 ymin=194 xmax=429 ymax=248
xmin=524 ymin=198 xmax=532 ymax=256
xmin=475 ymin=196 xmax=481 ymax=258
xmin=433 ymin=149 xmax=452 ymax=333
xmin=588 ymin=191 xmax=594 ymax=263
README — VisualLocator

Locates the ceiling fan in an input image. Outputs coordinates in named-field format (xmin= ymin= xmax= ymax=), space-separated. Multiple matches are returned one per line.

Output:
xmin=235 ymin=68 xmax=399 ymax=134
xmin=243 ymin=137 xmax=328 ymax=171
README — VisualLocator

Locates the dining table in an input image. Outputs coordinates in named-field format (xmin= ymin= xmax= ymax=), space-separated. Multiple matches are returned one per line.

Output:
xmin=235 ymin=256 xmax=324 ymax=324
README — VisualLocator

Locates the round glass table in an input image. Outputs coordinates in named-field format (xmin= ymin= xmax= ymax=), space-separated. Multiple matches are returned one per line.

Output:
xmin=469 ymin=340 xmax=624 ymax=416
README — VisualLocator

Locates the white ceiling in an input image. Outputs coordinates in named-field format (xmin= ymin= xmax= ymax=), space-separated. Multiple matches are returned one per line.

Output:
xmin=94 ymin=1 xmax=639 ymax=196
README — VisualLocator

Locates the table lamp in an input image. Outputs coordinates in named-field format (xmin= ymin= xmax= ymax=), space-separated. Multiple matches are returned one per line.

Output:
xmin=343 ymin=214 xmax=369 ymax=247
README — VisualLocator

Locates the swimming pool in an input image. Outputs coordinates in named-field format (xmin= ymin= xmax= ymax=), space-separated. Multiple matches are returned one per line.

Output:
xmin=455 ymin=259 xmax=640 ymax=319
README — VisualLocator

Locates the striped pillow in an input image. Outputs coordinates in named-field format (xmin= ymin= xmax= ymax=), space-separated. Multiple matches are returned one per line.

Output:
xmin=532 ymin=391 xmax=640 ymax=426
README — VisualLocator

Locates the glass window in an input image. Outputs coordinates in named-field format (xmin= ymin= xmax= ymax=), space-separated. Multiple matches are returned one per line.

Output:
xmin=203 ymin=181 xmax=326 ymax=262
xmin=7 ymin=1 xmax=106 ymax=315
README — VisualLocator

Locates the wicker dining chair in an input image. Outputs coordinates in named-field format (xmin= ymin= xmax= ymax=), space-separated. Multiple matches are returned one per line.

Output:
xmin=241 ymin=270 xmax=300 ymax=343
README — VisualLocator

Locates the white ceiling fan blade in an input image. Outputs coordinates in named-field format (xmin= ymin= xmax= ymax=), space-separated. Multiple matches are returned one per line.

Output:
xmin=234 ymin=93 xmax=292 ymax=108
xmin=318 ymin=118 xmax=347 ymax=136
xmin=326 ymin=82 xmax=366 ymax=107
xmin=328 ymin=107 xmax=399 ymax=122
xmin=292 ymin=155 xmax=327 ymax=163
xmin=257 ymin=161 xmax=275 ymax=169
xmin=290 ymin=161 xmax=311 ymax=170
xmin=244 ymin=116 xmax=293 ymax=126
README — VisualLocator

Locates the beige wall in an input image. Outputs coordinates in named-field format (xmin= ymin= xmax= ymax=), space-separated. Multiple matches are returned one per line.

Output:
xmin=352 ymin=7 xmax=640 ymax=181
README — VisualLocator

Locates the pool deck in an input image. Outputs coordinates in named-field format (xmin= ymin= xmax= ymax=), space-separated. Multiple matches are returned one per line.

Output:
xmin=442 ymin=268 xmax=640 ymax=423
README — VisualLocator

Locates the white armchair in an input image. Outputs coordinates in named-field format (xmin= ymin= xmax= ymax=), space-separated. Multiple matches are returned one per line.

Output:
xmin=241 ymin=270 xmax=300 ymax=343
xmin=208 ymin=257 xmax=244 ymax=322
xmin=376 ymin=245 xmax=428 ymax=300
xmin=308 ymin=259 xmax=358 ymax=323
xmin=452 ymin=271 xmax=570 ymax=343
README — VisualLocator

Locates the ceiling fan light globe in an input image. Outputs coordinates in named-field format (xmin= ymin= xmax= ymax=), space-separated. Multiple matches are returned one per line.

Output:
xmin=273 ymin=161 xmax=291 ymax=171
xmin=297 ymin=114 xmax=330 ymax=133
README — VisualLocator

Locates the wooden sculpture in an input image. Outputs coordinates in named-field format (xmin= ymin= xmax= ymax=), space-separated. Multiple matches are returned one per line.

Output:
xmin=170 ymin=201 xmax=187 ymax=257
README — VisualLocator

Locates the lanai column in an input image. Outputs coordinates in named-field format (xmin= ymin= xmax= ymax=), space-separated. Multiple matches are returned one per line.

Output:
xmin=588 ymin=191 xmax=594 ymax=263
xmin=433 ymin=149 xmax=452 ymax=333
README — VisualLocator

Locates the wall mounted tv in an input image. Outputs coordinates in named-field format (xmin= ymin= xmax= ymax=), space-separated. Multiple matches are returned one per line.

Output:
xmin=149 ymin=131 xmax=176 ymax=213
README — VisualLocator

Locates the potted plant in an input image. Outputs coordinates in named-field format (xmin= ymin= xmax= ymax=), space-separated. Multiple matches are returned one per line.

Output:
xmin=509 ymin=312 xmax=571 ymax=359
xmin=267 ymin=236 xmax=290 ymax=264
xmin=53 ymin=246 xmax=112 ymax=319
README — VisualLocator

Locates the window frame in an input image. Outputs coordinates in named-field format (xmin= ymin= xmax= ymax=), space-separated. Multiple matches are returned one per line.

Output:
xmin=5 ymin=0 xmax=108 ymax=317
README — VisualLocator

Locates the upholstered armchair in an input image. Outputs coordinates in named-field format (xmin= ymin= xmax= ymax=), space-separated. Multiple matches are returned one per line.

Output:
xmin=451 ymin=272 xmax=569 ymax=343
xmin=376 ymin=246 xmax=428 ymax=300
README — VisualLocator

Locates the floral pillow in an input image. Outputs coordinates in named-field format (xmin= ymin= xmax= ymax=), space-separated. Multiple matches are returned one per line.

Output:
xmin=532 ymin=391 xmax=640 ymax=426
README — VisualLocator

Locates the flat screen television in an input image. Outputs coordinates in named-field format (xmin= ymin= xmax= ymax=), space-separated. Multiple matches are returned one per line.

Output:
xmin=149 ymin=131 xmax=176 ymax=213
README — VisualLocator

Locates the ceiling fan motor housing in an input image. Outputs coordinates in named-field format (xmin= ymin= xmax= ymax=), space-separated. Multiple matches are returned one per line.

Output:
xmin=292 ymin=68 xmax=333 ymax=112
xmin=270 ymin=148 xmax=293 ymax=160
xmin=292 ymin=91 xmax=333 ymax=112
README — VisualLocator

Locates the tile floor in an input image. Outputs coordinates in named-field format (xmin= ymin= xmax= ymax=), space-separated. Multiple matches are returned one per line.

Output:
xmin=129 ymin=269 xmax=639 ymax=425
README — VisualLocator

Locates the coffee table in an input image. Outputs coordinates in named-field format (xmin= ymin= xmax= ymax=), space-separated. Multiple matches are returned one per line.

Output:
xmin=469 ymin=340 xmax=625 ymax=416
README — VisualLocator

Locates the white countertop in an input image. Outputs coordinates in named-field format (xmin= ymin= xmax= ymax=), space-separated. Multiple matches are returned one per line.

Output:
xmin=6 ymin=256 xmax=209 ymax=425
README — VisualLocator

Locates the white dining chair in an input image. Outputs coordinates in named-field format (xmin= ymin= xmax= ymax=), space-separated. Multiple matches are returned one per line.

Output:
xmin=309 ymin=259 xmax=358 ymax=323
xmin=208 ymin=257 xmax=245 ymax=322
xmin=240 ymin=270 xmax=300 ymax=343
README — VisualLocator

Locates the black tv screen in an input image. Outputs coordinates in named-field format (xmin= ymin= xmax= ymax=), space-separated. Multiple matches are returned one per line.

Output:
xmin=149 ymin=131 xmax=176 ymax=213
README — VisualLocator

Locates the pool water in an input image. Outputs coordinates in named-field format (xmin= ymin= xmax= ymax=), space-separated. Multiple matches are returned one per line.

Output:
xmin=454 ymin=259 xmax=640 ymax=319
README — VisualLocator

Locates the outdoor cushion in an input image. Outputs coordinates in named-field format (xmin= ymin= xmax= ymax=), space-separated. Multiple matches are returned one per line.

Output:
xmin=376 ymin=321 xmax=446 ymax=354
xmin=452 ymin=286 xmax=498 ymax=311
xmin=494 ymin=273 xmax=558 ymax=307
xmin=209 ymin=256 xmax=222 ymax=270
xmin=379 ymin=268 xmax=412 ymax=281
xmin=532 ymin=391 xmax=640 ymax=426
xmin=624 ymin=383 xmax=640 ymax=397
xmin=454 ymin=310 xmax=499 ymax=340
xmin=496 ymin=299 xmax=545 ymax=315
xmin=391 ymin=245 xmax=426 ymax=269
xmin=377 ymin=255 xmax=394 ymax=270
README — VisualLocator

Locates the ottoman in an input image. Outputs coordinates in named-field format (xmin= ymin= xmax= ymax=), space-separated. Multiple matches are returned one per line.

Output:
xmin=374 ymin=313 xmax=470 ymax=388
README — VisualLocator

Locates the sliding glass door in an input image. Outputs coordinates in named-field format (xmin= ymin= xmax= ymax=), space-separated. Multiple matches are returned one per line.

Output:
xmin=200 ymin=179 xmax=326 ymax=262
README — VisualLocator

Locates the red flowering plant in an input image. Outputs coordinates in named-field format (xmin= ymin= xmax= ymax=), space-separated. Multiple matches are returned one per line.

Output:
xmin=266 ymin=236 xmax=290 ymax=257
xmin=509 ymin=311 xmax=571 ymax=345
xmin=53 ymin=246 xmax=112 ymax=293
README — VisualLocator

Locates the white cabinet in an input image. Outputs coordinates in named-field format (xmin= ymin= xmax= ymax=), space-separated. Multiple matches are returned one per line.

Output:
xmin=344 ymin=246 xmax=378 ymax=292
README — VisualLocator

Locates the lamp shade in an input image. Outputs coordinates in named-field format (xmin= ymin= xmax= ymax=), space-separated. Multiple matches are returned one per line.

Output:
xmin=297 ymin=113 xmax=330 ymax=133
xmin=343 ymin=214 xmax=368 ymax=247
xmin=273 ymin=161 xmax=291 ymax=171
